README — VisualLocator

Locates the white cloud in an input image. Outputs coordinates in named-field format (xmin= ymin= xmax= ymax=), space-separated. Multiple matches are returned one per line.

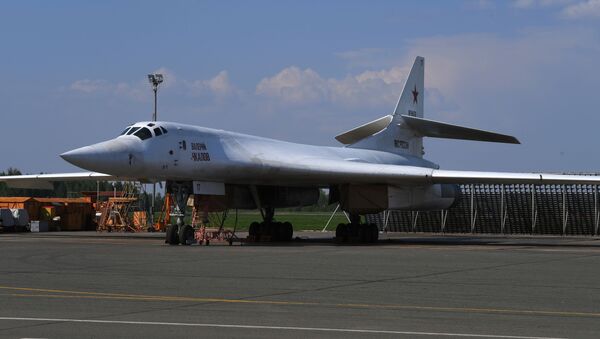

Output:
xmin=562 ymin=0 xmax=600 ymax=18
xmin=206 ymin=71 xmax=233 ymax=95
xmin=187 ymin=71 xmax=235 ymax=97
xmin=68 ymin=68 xmax=236 ymax=101
xmin=256 ymin=67 xmax=328 ymax=104
xmin=256 ymin=65 xmax=409 ymax=108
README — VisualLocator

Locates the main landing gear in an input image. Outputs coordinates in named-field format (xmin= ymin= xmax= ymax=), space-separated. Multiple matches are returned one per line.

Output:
xmin=335 ymin=214 xmax=379 ymax=244
xmin=247 ymin=207 xmax=293 ymax=242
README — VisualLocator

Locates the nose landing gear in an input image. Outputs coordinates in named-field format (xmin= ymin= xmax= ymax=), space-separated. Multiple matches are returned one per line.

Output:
xmin=164 ymin=182 xmax=191 ymax=245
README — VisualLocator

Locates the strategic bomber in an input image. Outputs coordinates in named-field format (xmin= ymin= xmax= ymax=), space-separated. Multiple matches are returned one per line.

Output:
xmin=3 ymin=56 xmax=600 ymax=244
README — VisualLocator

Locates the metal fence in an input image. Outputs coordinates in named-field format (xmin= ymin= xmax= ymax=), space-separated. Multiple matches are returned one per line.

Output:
xmin=366 ymin=183 xmax=600 ymax=235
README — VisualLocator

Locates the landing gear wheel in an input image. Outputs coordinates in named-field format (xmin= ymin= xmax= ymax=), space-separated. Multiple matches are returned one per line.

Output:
xmin=348 ymin=223 xmax=359 ymax=240
xmin=179 ymin=225 xmax=195 ymax=245
xmin=271 ymin=222 xmax=282 ymax=242
xmin=165 ymin=225 xmax=180 ymax=245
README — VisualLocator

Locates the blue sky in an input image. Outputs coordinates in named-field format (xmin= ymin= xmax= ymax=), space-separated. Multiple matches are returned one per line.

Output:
xmin=2 ymin=0 xmax=600 ymax=174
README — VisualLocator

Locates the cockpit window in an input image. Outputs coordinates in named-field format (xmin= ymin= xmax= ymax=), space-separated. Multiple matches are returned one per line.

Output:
xmin=126 ymin=127 xmax=140 ymax=135
xmin=134 ymin=127 xmax=152 ymax=140
xmin=160 ymin=126 xmax=168 ymax=134
xmin=147 ymin=123 xmax=155 ymax=127
xmin=120 ymin=127 xmax=131 ymax=135
xmin=153 ymin=127 xmax=163 ymax=136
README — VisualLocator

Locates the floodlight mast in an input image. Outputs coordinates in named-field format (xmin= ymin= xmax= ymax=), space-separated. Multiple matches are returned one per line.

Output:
xmin=147 ymin=73 xmax=163 ymax=231
xmin=147 ymin=74 xmax=163 ymax=122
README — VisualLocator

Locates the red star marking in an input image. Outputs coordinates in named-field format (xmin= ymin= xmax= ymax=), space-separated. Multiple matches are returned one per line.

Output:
xmin=412 ymin=85 xmax=419 ymax=104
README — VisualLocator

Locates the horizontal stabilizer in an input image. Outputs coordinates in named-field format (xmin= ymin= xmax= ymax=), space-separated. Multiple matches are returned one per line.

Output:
xmin=335 ymin=115 xmax=393 ymax=145
xmin=401 ymin=115 xmax=520 ymax=144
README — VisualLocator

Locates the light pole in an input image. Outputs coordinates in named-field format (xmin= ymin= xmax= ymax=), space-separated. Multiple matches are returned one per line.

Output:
xmin=147 ymin=74 xmax=163 ymax=121
xmin=147 ymin=73 xmax=163 ymax=231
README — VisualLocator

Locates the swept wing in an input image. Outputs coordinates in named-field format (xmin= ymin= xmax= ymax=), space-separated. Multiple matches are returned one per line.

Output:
xmin=0 ymin=172 xmax=118 ymax=190
xmin=236 ymin=157 xmax=600 ymax=186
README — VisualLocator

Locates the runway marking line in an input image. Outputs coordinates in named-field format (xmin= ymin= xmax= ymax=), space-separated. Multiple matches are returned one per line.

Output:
xmin=1 ymin=285 xmax=600 ymax=320
xmin=0 ymin=316 xmax=566 ymax=339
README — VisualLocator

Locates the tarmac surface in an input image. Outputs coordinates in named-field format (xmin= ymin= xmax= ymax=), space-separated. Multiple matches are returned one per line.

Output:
xmin=1 ymin=231 xmax=600 ymax=338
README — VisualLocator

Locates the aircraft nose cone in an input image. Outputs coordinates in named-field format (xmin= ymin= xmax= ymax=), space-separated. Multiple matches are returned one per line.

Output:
xmin=61 ymin=139 xmax=143 ymax=174
xmin=60 ymin=147 xmax=95 ymax=166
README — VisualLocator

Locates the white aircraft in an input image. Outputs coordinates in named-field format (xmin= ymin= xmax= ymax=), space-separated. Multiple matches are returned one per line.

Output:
xmin=3 ymin=56 xmax=599 ymax=244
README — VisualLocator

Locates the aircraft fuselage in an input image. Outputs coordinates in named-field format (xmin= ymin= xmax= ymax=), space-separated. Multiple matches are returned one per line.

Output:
xmin=61 ymin=121 xmax=438 ymax=187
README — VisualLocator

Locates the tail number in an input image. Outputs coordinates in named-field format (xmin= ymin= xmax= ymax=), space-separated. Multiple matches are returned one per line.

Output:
xmin=192 ymin=152 xmax=211 ymax=162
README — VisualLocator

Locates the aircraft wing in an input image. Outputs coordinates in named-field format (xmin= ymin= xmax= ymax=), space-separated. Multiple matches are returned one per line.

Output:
xmin=430 ymin=169 xmax=600 ymax=185
xmin=0 ymin=172 xmax=119 ymax=190
xmin=269 ymin=158 xmax=600 ymax=186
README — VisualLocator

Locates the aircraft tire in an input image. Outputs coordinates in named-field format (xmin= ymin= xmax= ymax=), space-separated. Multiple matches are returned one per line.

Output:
xmin=259 ymin=222 xmax=270 ymax=241
xmin=179 ymin=225 xmax=194 ymax=245
xmin=166 ymin=225 xmax=179 ymax=245
xmin=270 ymin=222 xmax=280 ymax=241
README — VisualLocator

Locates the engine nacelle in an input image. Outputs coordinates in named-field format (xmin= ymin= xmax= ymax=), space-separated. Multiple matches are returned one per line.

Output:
xmin=336 ymin=184 xmax=459 ymax=214
xmin=388 ymin=184 xmax=459 ymax=211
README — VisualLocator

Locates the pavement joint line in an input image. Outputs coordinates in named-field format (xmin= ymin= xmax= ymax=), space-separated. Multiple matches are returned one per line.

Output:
xmin=0 ymin=316 xmax=567 ymax=339
xmin=2 ymin=285 xmax=600 ymax=319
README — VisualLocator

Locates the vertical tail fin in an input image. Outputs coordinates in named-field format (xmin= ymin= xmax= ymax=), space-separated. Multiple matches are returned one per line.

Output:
xmin=347 ymin=56 xmax=425 ymax=157
xmin=393 ymin=56 xmax=424 ymax=119
xmin=340 ymin=57 xmax=518 ymax=157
